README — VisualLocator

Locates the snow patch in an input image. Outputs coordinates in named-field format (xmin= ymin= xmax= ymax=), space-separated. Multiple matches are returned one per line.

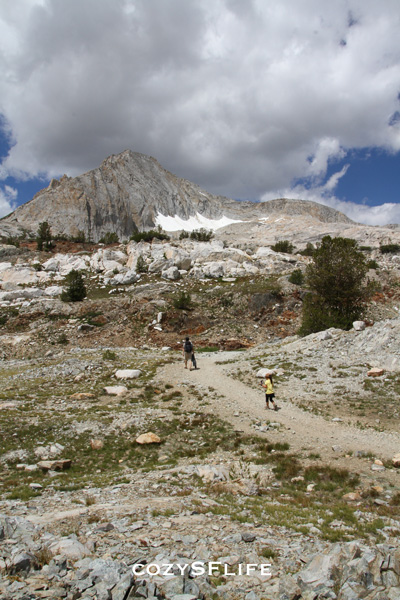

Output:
xmin=155 ymin=212 xmax=243 ymax=232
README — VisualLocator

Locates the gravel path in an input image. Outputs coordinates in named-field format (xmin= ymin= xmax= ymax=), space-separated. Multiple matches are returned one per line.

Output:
xmin=162 ymin=351 xmax=400 ymax=487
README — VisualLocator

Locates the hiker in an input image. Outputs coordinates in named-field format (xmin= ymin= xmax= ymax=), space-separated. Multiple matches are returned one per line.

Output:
xmin=183 ymin=336 xmax=194 ymax=370
xmin=262 ymin=373 xmax=278 ymax=411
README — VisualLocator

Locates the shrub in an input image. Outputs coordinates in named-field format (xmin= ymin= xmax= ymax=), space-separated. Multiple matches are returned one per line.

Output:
xmin=4 ymin=236 xmax=20 ymax=247
xmin=288 ymin=269 xmax=304 ymax=285
xmin=179 ymin=231 xmax=190 ymax=240
xmin=367 ymin=259 xmax=379 ymax=270
xmin=99 ymin=232 xmax=119 ymax=244
xmin=190 ymin=228 xmax=213 ymax=242
xmin=56 ymin=333 xmax=68 ymax=345
xmin=61 ymin=270 xmax=87 ymax=302
xmin=173 ymin=291 xmax=192 ymax=310
xmin=130 ymin=229 xmax=170 ymax=243
xmin=36 ymin=221 xmax=53 ymax=251
xmin=299 ymin=236 xmax=374 ymax=335
xmin=380 ymin=243 xmax=400 ymax=254
xmin=298 ymin=242 xmax=315 ymax=256
xmin=136 ymin=255 xmax=148 ymax=273
xmin=271 ymin=240 xmax=294 ymax=254
xmin=71 ymin=230 xmax=86 ymax=243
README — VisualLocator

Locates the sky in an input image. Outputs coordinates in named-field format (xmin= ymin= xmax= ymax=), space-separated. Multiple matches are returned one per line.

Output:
xmin=0 ymin=0 xmax=400 ymax=226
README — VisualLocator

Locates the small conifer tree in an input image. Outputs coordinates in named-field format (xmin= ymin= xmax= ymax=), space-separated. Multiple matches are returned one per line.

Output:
xmin=61 ymin=270 xmax=87 ymax=302
xmin=36 ymin=221 xmax=53 ymax=251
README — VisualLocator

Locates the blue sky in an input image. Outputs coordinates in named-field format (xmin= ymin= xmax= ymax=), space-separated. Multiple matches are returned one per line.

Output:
xmin=1 ymin=0 xmax=400 ymax=225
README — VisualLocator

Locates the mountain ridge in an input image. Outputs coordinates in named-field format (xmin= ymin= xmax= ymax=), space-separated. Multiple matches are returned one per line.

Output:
xmin=2 ymin=149 xmax=353 ymax=242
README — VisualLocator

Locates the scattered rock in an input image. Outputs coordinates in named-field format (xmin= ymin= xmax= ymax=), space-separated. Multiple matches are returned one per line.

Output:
xmin=115 ymin=369 xmax=141 ymax=379
xmin=367 ymin=367 xmax=385 ymax=377
xmin=78 ymin=323 xmax=95 ymax=332
xmin=342 ymin=492 xmax=362 ymax=502
xmin=196 ymin=465 xmax=229 ymax=482
xmin=104 ymin=385 xmax=128 ymax=396
xmin=37 ymin=459 xmax=72 ymax=472
xmin=47 ymin=538 xmax=92 ymax=560
xmin=392 ymin=453 xmax=400 ymax=468
xmin=90 ymin=439 xmax=104 ymax=450
xmin=135 ymin=432 xmax=161 ymax=444
xmin=241 ymin=532 xmax=256 ymax=542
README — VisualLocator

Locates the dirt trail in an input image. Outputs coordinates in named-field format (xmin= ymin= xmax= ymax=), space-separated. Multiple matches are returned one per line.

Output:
xmin=162 ymin=352 xmax=400 ymax=487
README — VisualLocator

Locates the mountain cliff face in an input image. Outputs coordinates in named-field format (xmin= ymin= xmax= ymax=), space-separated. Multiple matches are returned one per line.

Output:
xmin=2 ymin=150 xmax=353 ymax=241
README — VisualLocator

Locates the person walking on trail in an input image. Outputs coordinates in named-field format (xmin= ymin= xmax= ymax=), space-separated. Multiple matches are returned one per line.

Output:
xmin=262 ymin=373 xmax=278 ymax=411
xmin=183 ymin=336 xmax=194 ymax=370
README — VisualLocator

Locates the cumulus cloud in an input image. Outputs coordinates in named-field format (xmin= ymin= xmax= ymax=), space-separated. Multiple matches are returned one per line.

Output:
xmin=0 ymin=0 xmax=399 ymax=206
xmin=0 ymin=185 xmax=18 ymax=217
xmin=261 ymin=166 xmax=400 ymax=226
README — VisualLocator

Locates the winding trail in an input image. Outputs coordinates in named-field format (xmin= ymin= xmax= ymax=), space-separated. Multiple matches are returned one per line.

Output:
xmin=161 ymin=351 xmax=400 ymax=487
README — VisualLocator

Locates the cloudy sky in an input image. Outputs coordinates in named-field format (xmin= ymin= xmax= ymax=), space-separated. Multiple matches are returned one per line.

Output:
xmin=1 ymin=0 xmax=400 ymax=225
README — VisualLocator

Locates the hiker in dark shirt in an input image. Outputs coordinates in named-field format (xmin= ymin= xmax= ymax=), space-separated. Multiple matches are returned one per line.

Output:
xmin=183 ymin=336 xmax=194 ymax=370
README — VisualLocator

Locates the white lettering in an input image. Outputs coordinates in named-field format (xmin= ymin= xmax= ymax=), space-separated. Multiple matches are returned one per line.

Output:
xmin=191 ymin=561 xmax=206 ymax=576
xmin=176 ymin=563 xmax=188 ymax=576
xmin=208 ymin=561 xmax=221 ymax=575
xmin=162 ymin=563 xmax=174 ymax=576
xmin=132 ymin=563 xmax=146 ymax=576
xmin=246 ymin=564 xmax=257 ymax=575
xmin=146 ymin=564 xmax=160 ymax=576
xmin=260 ymin=563 xmax=272 ymax=577
xmin=238 ymin=563 xmax=243 ymax=576
xmin=223 ymin=564 xmax=235 ymax=576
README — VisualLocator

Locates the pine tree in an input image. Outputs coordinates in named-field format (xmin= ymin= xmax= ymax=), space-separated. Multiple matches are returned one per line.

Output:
xmin=61 ymin=270 xmax=87 ymax=302
xmin=300 ymin=236 xmax=374 ymax=335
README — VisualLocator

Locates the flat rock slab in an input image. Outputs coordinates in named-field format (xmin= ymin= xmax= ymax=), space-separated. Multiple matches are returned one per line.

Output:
xmin=48 ymin=538 xmax=92 ymax=560
xmin=104 ymin=385 xmax=128 ymax=396
xmin=115 ymin=369 xmax=141 ymax=379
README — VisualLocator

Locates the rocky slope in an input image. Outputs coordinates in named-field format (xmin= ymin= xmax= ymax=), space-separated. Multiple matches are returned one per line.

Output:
xmin=1 ymin=231 xmax=400 ymax=599
xmin=1 ymin=150 xmax=353 ymax=242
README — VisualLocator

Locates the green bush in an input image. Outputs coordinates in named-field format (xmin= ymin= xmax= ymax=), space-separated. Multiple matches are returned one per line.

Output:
xmin=288 ymin=269 xmax=304 ymax=285
xmin=99 ymin=232 xmax=119 ymax=244
xmin=130 ymin=229 xmax=170 ymax=243
xmin=56 ymin=333 xmax=69 ymax=345
xmin=299 ymin=236 xmax=374 ymax=335
xmin=380 ymin=243 xmax=400 ymax=254
xmin=367 ymin=259 xmax=379 ymax=270
xmin=36 ymin=221 xmax=53 ymax=251
xmin=70 ymin=230 xmax=86 ymax=243
xmin=61 ymin=270 xmax=87 ymax=302
xmin=298 ymin=242 xmax=315 ymax=256
xmin=102 ymin=350 xmax=117 ymax=361
xmin=271 ymin=240 xmax=294 ymax=254
xmin=190 ymin=228 xmax=213 ymax=242
xmin=179 ymin=231 xmax=190 ymax=240
xmin=136 ymin=255 xmax=148 ymax=273
xmin=173 ymin=291 xmax=192 ymax=310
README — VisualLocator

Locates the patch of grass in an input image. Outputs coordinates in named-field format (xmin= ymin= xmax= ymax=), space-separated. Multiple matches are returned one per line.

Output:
xmin=197 ymin=346 xmax=219 ymax=353
xmin=260 ymin=547 xmax=277 ymax=559
xmin=102 ymin=349 xmax=118 ymax=361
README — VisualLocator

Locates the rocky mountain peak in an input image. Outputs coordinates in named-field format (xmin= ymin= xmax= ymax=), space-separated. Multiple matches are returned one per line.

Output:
xmin=2 ymin=150 xmax=353 ymax=242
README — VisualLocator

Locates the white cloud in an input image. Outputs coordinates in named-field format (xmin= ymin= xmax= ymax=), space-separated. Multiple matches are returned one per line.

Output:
xmin=261 ymin=166 xmax=400 ymax=226
xmin=0 ymin=0 xmax=399 ymax=205
xmin=0 ymin=185 xmax=18 ymax=217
